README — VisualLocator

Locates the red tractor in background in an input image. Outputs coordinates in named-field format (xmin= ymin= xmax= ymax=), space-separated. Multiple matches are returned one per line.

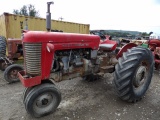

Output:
xmin=17 ymin=1 xmax=154 ymax=118
xmin=148 ymin=39 xmax=160 ymax=71
xmin=3 ymin=38 xmax=23 ymax=83
xmin=0 ymin=36 xmax=23 ymax=83
xmin=0 ymin=37 xmax=23 ymax=70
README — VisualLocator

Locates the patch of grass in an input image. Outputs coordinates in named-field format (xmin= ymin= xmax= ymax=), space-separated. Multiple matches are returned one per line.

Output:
xmin=14 ymin=59 xmax=24 ymax=65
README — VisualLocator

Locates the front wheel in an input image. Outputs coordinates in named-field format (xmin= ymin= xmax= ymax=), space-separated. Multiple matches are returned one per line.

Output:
xmin=23 ymin=87 xmax=33 ymax=104
xmin=114 ymin=47 xmax=154 ymax=102
xmin=4 ymin=64 xmax=23 ymax=83
xmin=24 ymin=83 xmax=61 ymax=118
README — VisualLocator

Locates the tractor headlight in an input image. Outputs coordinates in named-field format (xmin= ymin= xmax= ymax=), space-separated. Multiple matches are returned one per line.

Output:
xmin=46 ymin=46 xmax=51 ymax=52
xmin=46 ymin=43 xmax=54 ymax=52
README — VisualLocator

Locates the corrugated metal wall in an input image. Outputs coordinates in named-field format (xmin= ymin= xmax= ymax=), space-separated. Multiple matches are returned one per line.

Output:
xmin=0 ymin=13 xmax=90 ymax=39
xmin=0 ymin=14 xmax=7 ymax=37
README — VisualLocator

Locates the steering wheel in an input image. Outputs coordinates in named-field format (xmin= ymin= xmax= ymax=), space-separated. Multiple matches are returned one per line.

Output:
xmin=90 ymin=31 xmax=106 ymax=40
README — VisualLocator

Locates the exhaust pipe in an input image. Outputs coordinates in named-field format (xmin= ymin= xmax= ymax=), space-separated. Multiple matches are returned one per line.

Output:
xmin=46 ymin=1 xmax=54 ymax=31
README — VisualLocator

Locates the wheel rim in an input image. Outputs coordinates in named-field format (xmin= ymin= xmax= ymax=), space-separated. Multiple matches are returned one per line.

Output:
xmin=133 ymin=61 xmax=149 ymax=89
xmin=9 ymin=69 xmax=19 ymax=80
xmin=33 ymin=92 xmax=57 ymax=114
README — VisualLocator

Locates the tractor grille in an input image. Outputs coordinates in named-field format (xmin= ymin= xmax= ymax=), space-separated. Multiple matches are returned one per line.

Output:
xmin=24 ymin=43 xmax=42 ymax=76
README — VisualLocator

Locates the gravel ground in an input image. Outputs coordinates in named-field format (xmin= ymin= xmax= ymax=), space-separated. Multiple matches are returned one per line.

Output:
xmin=0 ymin=68 xmax=160 ymax=120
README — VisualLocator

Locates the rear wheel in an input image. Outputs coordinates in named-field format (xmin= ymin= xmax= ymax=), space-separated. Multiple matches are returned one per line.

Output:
xmin=4 ymin=64 xmax=23 ymax=83
xmin=114 ymin=47 xmax=154 ymax=102
xmin=0 ymin=36 xmax=6 ymax=58
xmin=24 ymin=83 xmax=61 ymax=118
xmin=0 ymin=36 xmax=7 ymax=71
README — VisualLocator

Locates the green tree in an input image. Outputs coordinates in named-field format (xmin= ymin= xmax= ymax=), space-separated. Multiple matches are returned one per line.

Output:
xmin=13 ymin=9 xmax=19 ymax=14
xmin=20 ymin=5 xmax=28 ymax=16
xmin=13 ymin=4 xmax=39 ymax=17
xmin=28 ymin=4 xmax=39 ymax=17
xmin=140 ymin=32 xmax=153 ymax=37
xmin=141 ymin=32 xmax=148 ymax=36
xmin=149 ymin=31 xmax=153 ymax=35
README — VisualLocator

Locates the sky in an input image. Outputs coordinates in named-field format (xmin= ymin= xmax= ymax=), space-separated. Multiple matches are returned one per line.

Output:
xmin=0 ymin=0 xmax=160 ymax=34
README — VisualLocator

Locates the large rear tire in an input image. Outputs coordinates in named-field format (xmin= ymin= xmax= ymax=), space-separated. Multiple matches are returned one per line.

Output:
xmin=24 ymin=83 xmax=61 ymax=118
xmin=114 ymin=47 xmax=154 ymax=102
xmin=0 ymin=36 xmax=6 ymax=58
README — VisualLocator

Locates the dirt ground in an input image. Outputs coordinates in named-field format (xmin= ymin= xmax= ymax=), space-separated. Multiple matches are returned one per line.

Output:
xmin=0 ymin=68 xmax=160 ymax=120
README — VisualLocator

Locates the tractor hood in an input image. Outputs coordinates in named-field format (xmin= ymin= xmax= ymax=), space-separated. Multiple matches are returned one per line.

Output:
xmin=22 ymin=31 xmax=100 ymax=50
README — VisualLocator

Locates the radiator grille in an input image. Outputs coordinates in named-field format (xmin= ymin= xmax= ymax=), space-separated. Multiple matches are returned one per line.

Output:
xmin=24 ymin=43 xmax=42 ymax=76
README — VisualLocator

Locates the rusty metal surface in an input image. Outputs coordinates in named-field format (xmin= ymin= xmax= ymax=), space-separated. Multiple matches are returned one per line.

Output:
xmin=99 ymin=56 xmax=110 ymax=67
xmin=7 ymin=39 xmax=22 ymax=59
xmin=155 ymin=47 xmax=160 ymax=58
xmin=100 ymin=65 xmax=115 ymax=73
xmin=131 ymin=39 xmax=148 ymax=45
xmin=51 ymin=65 xmax=85 ymax=82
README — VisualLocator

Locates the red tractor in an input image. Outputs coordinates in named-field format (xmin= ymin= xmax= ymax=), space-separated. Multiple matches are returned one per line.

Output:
xmin=4 ymin=38 xmax=23 ymax=83
xmin=17 ymin=2 xmax=154 ymax=118
xmin=19 ymin=32 xmax=155 ymax=117
xmin=148 ymin=39 xmax=160 ymax=71
xmin=18 ymin=30 xmax=154 ymax=118
xmin=0 ymin=36 xmax=23 ymax=83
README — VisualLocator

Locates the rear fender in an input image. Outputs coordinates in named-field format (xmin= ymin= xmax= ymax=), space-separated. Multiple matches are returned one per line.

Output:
xmin=116 ymin=43 xmax=137 ymax=59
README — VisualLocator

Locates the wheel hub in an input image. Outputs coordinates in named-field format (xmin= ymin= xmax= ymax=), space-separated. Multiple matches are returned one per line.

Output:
xmin=42 ymin=98 xmax=49 ymax=105
xmin=10 ymin=70 xmax=18 ymax=79
xmin=36 ymin=94 xmax=52 ymax=107
xmin=134 ymin=66 xmax=147 ymax=87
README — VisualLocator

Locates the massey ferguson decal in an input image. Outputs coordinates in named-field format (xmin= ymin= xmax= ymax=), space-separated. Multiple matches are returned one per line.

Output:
xmin=62 ymin=43 xmax=89 ymax=47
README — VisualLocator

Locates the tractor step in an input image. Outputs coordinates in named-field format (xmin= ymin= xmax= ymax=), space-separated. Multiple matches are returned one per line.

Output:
xmin=100 ymin=65 xmax=115 ymax=73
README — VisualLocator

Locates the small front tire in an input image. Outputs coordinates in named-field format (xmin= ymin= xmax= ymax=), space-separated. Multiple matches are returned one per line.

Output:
xmin=23 ymin=87 xmax=33 ymax=104
xmin=24 ymin=83 xmax=61 ymax=118
xmin=4 ymin=64 xmax=23 ymax=83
